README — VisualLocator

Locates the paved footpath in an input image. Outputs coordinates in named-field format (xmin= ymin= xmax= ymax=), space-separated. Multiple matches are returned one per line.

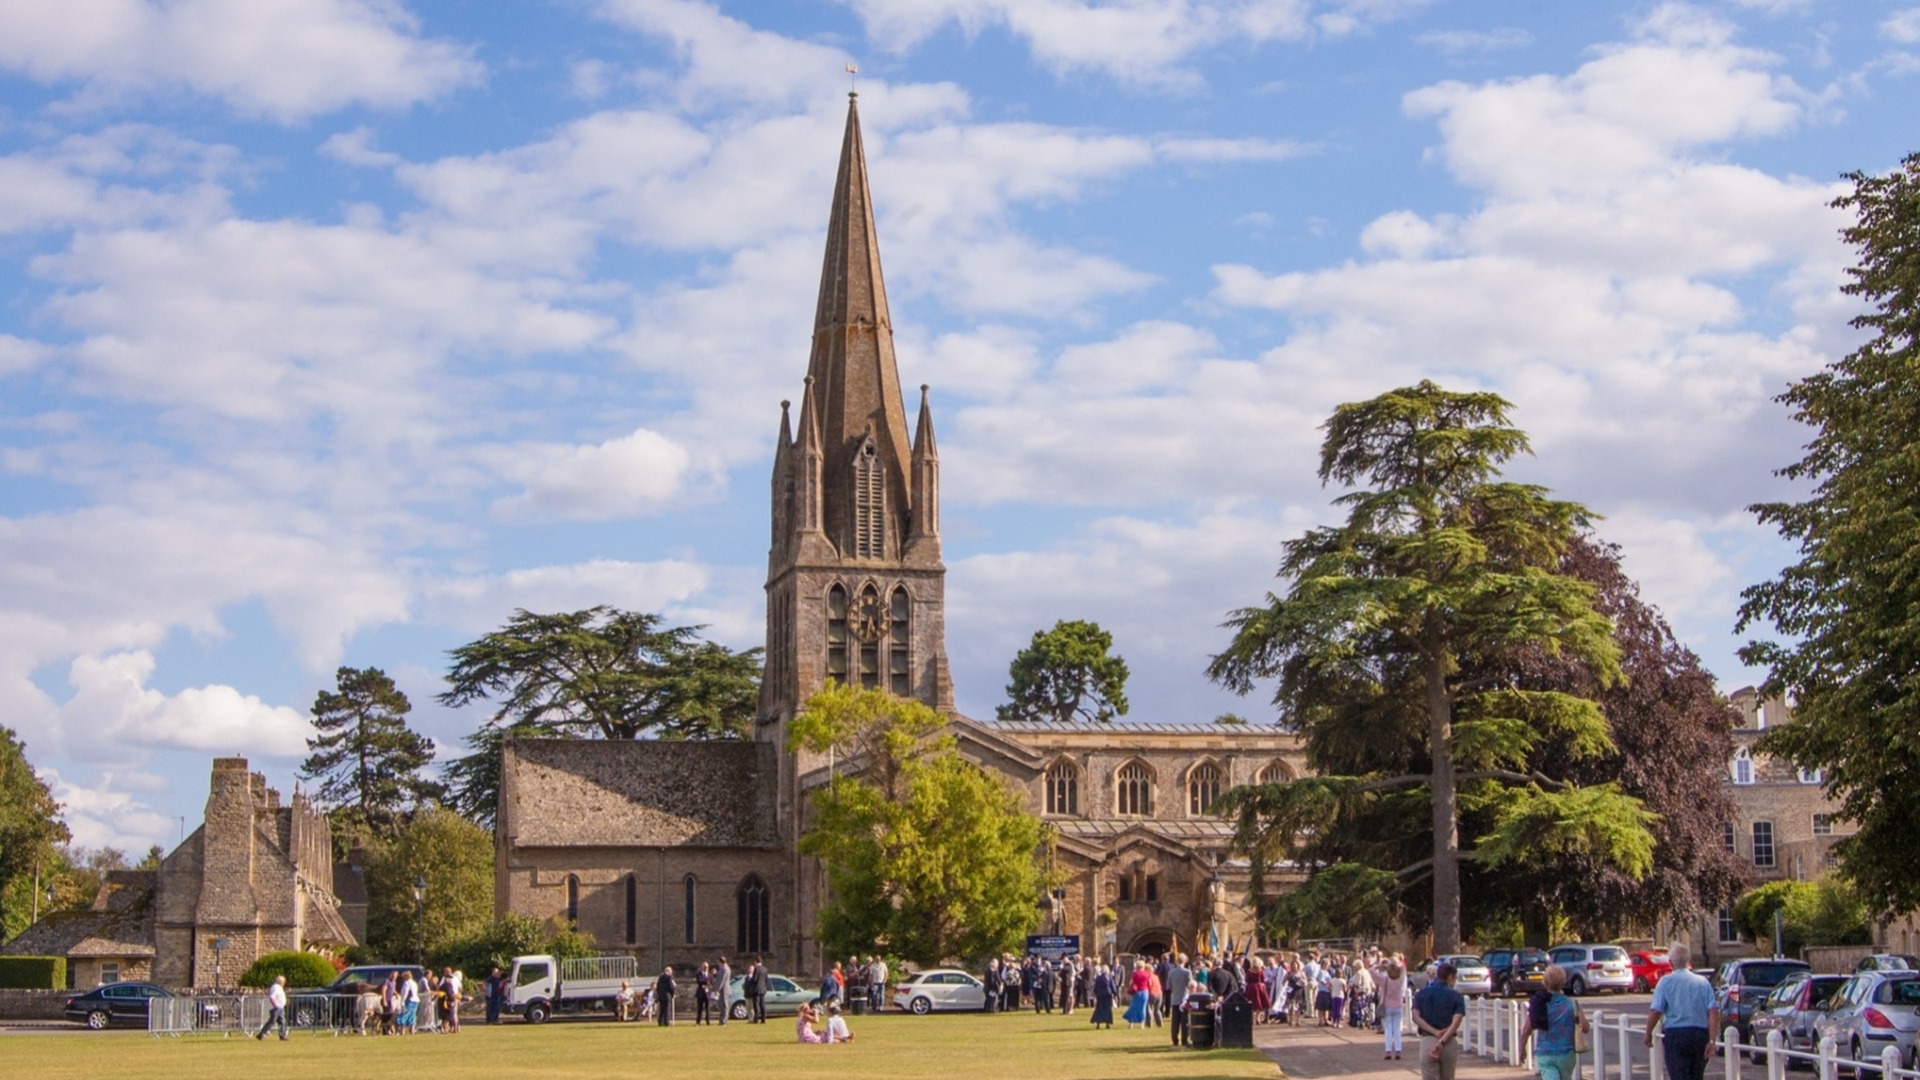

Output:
xmin=1256 ymin=1020 xmax=1529 ymax=1080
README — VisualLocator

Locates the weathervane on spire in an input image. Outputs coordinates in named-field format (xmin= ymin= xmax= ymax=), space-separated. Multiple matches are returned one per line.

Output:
xmin=845 ymin=61 xmax=858 ymax=96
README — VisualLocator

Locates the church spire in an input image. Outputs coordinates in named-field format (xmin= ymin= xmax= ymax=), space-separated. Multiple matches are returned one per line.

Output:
xmin=805 ymin=92 xmax=914 ymax=559
xmin=909 ymin=383 xmax=940 ymax=549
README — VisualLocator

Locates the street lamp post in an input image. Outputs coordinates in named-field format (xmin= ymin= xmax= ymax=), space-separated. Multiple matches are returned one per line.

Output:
xmin=413 ymin=876 xmax=427 ymax=965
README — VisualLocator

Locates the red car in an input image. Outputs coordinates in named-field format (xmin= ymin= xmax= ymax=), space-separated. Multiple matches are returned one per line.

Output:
xmin=1629 ymin=950 xmax=1672 ymax=993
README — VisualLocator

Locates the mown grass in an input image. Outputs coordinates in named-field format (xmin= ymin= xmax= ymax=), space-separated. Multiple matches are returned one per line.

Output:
xmin=7 ymin=1009 xmax=1278 ymax=1080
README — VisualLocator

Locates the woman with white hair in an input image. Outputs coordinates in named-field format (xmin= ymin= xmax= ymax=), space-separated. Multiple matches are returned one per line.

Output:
xmin=1520 ymin=963 xmax=1589 ymax=1080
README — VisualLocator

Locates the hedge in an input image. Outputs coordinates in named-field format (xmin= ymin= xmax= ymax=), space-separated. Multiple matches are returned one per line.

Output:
xmin=0 ymin=956 xmax=67 ymax=989
xmin=239 ymin=951 xmax=339 ymax=990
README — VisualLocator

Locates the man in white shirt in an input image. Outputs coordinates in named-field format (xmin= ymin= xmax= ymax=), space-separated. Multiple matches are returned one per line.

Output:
xmin=867 ymin=956 xmax=888 ymax=1013
xmin=825 ymin=1002 xmax=854 ymax=1043
xmin=255 ymin=974 xmax=289 ymax=1041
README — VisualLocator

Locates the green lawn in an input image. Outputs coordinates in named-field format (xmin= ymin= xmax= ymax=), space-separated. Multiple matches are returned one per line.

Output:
xmin=8 ymin=1010 xmax=1278 ymax=1079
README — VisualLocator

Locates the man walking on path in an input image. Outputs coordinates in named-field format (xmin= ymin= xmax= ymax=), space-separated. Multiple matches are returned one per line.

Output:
xmin=1645 ymin=943 xmax=1718 ymax=1080
xmin=255 ymin=974 xmax=289 ymax=1041
xmin=1412 ymin=963 xmax=1466 ymax=1080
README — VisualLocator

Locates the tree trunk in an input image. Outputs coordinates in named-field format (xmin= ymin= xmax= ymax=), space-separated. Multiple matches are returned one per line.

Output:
xmin=1426 ymin=642 xmax=1462 ymax=954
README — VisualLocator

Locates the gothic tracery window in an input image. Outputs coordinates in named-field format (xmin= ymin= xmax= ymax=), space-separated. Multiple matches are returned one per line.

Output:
xmin=736 ymin=875 xmax=770 ymax=955
xmin=1257 ymin=760 xmax=1294 ymax=785
xmin=1117 ymin=761 xmax=1154 ymax=817
xmin=1045 ymin=759 xmax=1080 ymax=815
xmin=1188 ymin=761 xmax=1223 ymax=816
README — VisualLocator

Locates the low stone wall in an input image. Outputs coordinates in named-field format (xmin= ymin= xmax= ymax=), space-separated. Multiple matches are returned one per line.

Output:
xmin=0 ymin=988 xmax=77 ymax=1021
xmin=1804 ymin=945 xmax=1873 ymax=974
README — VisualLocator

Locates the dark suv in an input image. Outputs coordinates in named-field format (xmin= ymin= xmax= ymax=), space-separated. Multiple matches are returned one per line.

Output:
xmin=1715 ymin=958 xmax=1812 ymax=1043
xmin=1484 ymin=949 xmax=1553 ymax=997
xmin=317 ymin=964 xmax=427 ymax=992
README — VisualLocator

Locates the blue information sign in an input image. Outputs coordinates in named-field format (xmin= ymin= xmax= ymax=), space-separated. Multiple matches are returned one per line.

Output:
xmin=1026 ymin=934 xmax=1081 ymax=960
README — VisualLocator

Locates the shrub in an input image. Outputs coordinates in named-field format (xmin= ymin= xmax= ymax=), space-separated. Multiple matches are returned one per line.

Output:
xmin=0 ymin=956 xmax=65 ymax=989
xmin=430 ymin=914 xmax=598 ymax=980
xmin=239 ymin=950 xmax=339 ymax=989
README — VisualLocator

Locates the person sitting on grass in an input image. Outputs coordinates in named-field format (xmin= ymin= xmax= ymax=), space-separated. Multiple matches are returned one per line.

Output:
xmin=796 ymin=1002 xmax=828 ymax=1044
xmin=826 ymin=1001 xmax=854 ymax=1043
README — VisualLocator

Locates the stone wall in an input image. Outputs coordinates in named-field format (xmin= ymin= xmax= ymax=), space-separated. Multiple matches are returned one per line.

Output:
xmin=0 ymin=989 xmax=79 ymax=1021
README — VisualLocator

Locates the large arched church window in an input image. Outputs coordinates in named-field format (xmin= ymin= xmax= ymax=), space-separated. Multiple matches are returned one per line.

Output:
xmin=1116 ymin=761 xmax=1154 ymax=817
xmin=888 ymin=587 xmax=911 ymax=695
xmin=826 ymin=584 xmax=849 ymax=685
xmin=736 ymin=875 xmax=770 ymax=956
xmin=853 ymin=436 xmax=885 ymax=558
xmin=848 ymin=582 xmax=884 ymax=689
xmin=1045 ymin=759 xmax=1080 ymax=815
xmin=1187 ymin=761 xmax=1223 ymax=816
xmin=1257 ymin=760 xmax=1294 ymax=786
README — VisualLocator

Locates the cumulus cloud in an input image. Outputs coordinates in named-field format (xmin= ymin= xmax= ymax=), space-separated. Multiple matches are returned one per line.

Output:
xmin=421 ymin=558 xmax=715 ymax=633
xmin=58 ymin=650 xmax=311 ymax=760
xmin=491 ymin=428 xmax=695 ymax=520
xmin=47 ymin=768 xmax=187 ymax=851
xmin=0 ymin=0 xmax=482 ymax=122
xmin=1419 ymin=28 xmax=1533 ymax=54
xmin=1884 ymin=9 xmax=1920 ymax=44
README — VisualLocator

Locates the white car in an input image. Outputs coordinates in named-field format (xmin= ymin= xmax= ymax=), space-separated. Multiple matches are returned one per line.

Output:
xmin=1431 ymin=955 xmax=1494 ymax=997
xmin=891 ymin=969 xmax=987 ymax=1014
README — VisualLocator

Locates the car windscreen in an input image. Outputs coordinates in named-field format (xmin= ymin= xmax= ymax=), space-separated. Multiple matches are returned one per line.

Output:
xmin=1743 ymin=963 xmax=1811 ymax=988
xmin=1592 ymin=948 xmax=1628 ymax=962
xmin=1519 ymin=951 xmax=1550 ymax=964
xmin=1875 ymin=978 xmax=1920 ymax=1006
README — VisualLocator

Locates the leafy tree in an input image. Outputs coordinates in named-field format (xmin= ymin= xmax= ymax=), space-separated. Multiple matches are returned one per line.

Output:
xmin=1734 ymin=879 xmax=1870 ymax=957
xmin=1209 ymin=382 xmax=1650 ymax=952
xmin=430 ymin=913 xmax=595 ymax=979
xmin=0 ymin=727 xmax=69 ymax=940
xmin=1739 ymin=152 xmax=1920 ymax=917
xmin=440 ymin=607 xmax=762 ymax=824
xmin=996 ymin=619 xmax=1130 ymax=724
xmin=363 ymin=807 xmax=494 ymax=963
xmin=300 ymin=667 xmax=443 ymax=849
xmin=793 ymin=683 xmax=1049 ymax=965
xmin=1263 ymin=863 xmax=1398 ymax=946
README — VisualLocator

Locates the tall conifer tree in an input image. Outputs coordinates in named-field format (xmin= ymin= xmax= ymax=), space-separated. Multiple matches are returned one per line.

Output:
xmin=300 ymin=666 xmax=443 ymax=843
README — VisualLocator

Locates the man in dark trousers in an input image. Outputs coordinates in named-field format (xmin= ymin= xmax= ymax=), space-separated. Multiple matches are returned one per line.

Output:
xmin=1166 ymin=955 xmax=1193 ymax=1047
xmin=694 ymin=962 xmax=713 ymax=1024
xmin=484 ymin=966 xmax=507 ymax=1025
xmin=656 ymin=965 xmax=678 ymax=1026
xmin=983 ymin=959 xmax=999 ymax=1013
xmin=1034 ymin=956 xmax=1055 ymax=1013
xmin=747 ymin=957 xmax=770 ymax=1023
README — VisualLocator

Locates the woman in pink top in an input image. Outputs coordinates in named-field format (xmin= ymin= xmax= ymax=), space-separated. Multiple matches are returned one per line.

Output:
xmin=795 ymin=1002 xmax=827 ymax=1044
xmin=1378 ymin=959 xmax=1408 ymax=1060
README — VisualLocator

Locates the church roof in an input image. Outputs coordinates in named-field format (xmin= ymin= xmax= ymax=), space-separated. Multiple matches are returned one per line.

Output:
xmin=502 ymin=738 xmax=781 ymax=850
xmin=987 ymin=720 xmax=1288 ymax=735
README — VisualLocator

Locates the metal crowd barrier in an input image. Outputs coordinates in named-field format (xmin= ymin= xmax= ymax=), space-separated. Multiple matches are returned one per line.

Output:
xmin=150 ymin=993 xmax=447 ymax=1036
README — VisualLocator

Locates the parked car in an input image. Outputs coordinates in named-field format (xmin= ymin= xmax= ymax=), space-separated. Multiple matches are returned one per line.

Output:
xmin=1857 ymin=955 xmax=1920 ymax=974
xmin=1428 ymin=954 xmax=1494 ymax=996
xmin=891 ymin=969 xmax=988 ymax=1014
xmin=1715 ymin=958 xmax=1814 ymax=1043
xmin=63 ymin=981 xmax=177 ymax=1029
xmin=1548 ymin=944 xmax=1635 ymax=996
xmin=1629 ymin=949 xmax=1674 ymax=993
xmin=1749 ymin=972 xmax=1848 ymax=1064
xmin=316 ymin=964 xmax=427 ymax=992
xmin=1815 ymin=971 xmax=1920 ymax=1071
xmin=725 ymin=973 xmax=817 ymax=1020
xmin=1483 ymin=948 xmax=1552 ymax=998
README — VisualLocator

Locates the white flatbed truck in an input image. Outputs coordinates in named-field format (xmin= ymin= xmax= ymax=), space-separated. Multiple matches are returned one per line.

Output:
xmin=508 ymin=954 xmax=648 ymax=1022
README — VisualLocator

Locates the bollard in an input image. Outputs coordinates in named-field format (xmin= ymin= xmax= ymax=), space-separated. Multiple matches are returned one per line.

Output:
xmin=1593 ymin=1011 xmax=1609 ymax=1080
xmin=1724 ymin=1025 xmax=1740 ymax=1080
xmin=1818 ymin=1036 xmax=1837 ymax=1080
xmin=1651 ymin=1025 xmax=1666 ymax=1080
xmin=1620 ymin=1013 xmax=1636 ymax=1080
xmin=1883 ymin=1046 xmax=1901 ymax=1079
xmin=1767 ymin=1028 xmax=1787 ymax=1080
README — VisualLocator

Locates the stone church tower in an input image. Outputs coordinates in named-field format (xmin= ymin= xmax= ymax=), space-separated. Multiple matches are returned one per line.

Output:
xmin=758 ymin=92 xmax=955 ymax=754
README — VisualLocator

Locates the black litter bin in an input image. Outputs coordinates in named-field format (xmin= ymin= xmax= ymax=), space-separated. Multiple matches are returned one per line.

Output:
xmin=1187 ymin=993 xmax=1217 ymax=1049
xmin=849 ymin=997 xmax=866 ymax=1015
xmin=1218 ymin=992 xmax=1254 ymax=1049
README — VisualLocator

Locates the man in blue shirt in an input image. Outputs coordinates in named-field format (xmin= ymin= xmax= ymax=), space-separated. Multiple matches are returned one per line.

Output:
xmin=1645 ymin=943 xmax=1720 ymax=1080
xmin=1412 ymin=963 xmax=1468 ymax=1080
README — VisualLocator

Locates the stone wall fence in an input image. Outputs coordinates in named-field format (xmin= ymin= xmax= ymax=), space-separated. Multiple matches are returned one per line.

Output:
xmin=0 ymin=989 xmax=82 ymax=1021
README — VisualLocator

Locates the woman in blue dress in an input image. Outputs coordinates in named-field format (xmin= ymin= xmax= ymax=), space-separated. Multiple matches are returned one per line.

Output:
xmin=1521 ymin=964 xmax=1588 ymax=1080
xmin=1090 ymin=965 xmax=1116 ymax=1028
xmin=1122 ymin=960 xmax=1152 ymax=1027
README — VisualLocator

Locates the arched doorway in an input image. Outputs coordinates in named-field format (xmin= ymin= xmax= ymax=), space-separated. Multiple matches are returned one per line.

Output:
xmin=1128 ymin=928 xmax=1174 ymax=959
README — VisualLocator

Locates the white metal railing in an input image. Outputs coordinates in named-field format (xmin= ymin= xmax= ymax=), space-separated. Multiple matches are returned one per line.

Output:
xmin=561 ymin=956 xmax=639 ymax=982
xmin=149 ymin=992 xmax=445 ymax=1036
xmin=1460 ymin=997 xmax=1920 ymax=1080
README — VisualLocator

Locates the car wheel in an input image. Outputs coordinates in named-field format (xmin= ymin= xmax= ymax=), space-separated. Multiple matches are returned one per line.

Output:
xmin=730 ymin=1001 xmax=749 ymax=1021
xmin=86 ymin=1010 xmax=110 ymax=1030
xmin=1569 ymin=976 xmax=1586 ymax=996
xmin=525 ymin=1002 xmax=551 ymax=1024
xmin=909 ymin=996 xmax=932 ymax=1016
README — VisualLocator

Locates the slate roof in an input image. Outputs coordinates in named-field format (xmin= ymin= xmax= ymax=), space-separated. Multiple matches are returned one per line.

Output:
xmin=504 ymin=738 xmax=781 ymax=849
xmin=1054 ymin=819 xmax=1242 ymax=842
xmin=1 ymin=888 xmax=156 ymax=959
xmin=987 ymin=720 xmax=1289 ymax=736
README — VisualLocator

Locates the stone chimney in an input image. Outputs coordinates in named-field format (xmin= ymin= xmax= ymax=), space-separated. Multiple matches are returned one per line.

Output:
xmin=195 ymin=757 xmax=262 ymax=924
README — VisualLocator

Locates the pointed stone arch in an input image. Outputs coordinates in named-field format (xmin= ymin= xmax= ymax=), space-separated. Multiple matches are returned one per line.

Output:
xmin=1185 ymin=758 xmax=1225 ymax=816
xmin=1256 ymin=758 xmax=1296 ymax=785
xmin=1044 ymin=756 xmax=1081 ymax=816
xmin=1115 ymin=758 xmax=1156 ymax=817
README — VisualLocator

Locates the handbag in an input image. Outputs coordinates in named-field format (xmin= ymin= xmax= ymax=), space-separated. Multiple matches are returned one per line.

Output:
xmin=1574 ymin=1000 xmax=1590 ymax=1054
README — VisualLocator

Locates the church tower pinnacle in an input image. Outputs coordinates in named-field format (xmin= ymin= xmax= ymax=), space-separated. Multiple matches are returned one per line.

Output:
xmin=760 ymin=93 xmax=955 ymax=748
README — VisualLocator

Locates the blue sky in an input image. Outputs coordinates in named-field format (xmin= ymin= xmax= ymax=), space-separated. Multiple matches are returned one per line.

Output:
xmin=2 ymin=0 xmax=1915 ymax=852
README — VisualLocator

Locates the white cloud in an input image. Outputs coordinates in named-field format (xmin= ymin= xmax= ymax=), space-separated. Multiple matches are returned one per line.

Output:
xmin=1419 ymin=28 xmax=1532 ymax=54
xmin=491 ymin=428 xmax=695 ymax=520
xmin=421 ymin=558 xmax=713 ymax=633
xmin=1884 ymin=9 xmax=1920 ymax=44
xmin=1155 ymin=136 xmax=1310 ymax=162
xmin=320 ymin=126 xmax=402 ymax=168
xmin=47 ymin=769 xmax=185 ymax=851
xmin=0 ymin=0 xmax=481 ymax=122
xmin=58 ymin=650 xmax=311 ymax=760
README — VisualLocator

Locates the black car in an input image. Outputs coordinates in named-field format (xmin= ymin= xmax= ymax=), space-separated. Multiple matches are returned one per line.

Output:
xmin=63 ymin=981 xmax=176 ymax=1029
xmin=1715 ymin=958 xmax=1813 ymax=1042
xmin=1484 ymin=948 xmax=1554 ymax=997
xmin=317 ymin=964 xmax=427 ymax=993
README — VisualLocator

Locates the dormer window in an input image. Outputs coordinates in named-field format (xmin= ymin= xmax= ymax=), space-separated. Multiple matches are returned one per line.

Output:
xmin=1731 ymin=747 xmax=1754 ymax=786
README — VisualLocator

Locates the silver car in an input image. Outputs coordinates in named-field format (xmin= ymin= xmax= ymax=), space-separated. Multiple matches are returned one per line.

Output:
xmin=891 ymin=969 xmax=987 ymax=1014
xmin=1431 ymin=954 xmax=1495 ymax=997
xmin=1816 ymin=971 xmax=1920 ymax=1070
xmin=1548 ymin=944 xmax=1634 ymax=996
xmin=1748 ymin=972 xmax=1848 ymax=1062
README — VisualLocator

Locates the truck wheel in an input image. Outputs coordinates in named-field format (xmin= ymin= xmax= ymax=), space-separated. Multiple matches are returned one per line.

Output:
xmin=86 ymin=1010 xmax=110 ymax=1030
xmin=526 ymin=1002 xmax=551 ymax=1024
xmin=730 ymin=1001 xmax=749 ymax=1021
xmin=910 ymin=996 xmax=932 ymax=1015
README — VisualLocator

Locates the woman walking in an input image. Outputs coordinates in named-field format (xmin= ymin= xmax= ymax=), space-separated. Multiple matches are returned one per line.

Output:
xmin=1521 ymin=965 xmax=1588 ymax=1080
xmin=1122 ymin=960 xmax=1152 ymax=1028
xmin=1090 ymin=964 xmax=1116 ymax=1029
xmin=1379 ymin=959 xmax=1408 ymax=1060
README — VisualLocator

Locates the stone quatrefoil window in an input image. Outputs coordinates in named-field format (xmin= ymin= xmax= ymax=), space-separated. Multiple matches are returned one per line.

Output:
xmin=1116 ymin=762 xmax=1154 ymax=817
xmin=1188 ymin=762 xmax=1222 ymax=816
xmin=1045 ymin=760 xmax=1080 ymax=815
